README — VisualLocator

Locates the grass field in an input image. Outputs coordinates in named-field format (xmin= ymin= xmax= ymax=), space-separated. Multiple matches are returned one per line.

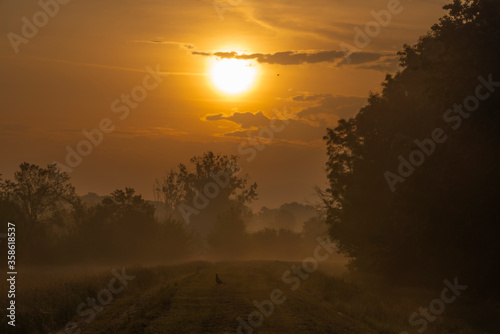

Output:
xmin=0 ymin=260 xmax=496 ymax=333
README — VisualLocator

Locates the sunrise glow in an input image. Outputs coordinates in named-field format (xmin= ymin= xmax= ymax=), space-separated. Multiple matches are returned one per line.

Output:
xmin=210 ymin=58 xmax=257 ymax=94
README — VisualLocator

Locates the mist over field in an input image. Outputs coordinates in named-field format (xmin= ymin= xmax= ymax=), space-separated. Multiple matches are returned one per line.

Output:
xmin=1 ymin=0 xmax=500 ymax=333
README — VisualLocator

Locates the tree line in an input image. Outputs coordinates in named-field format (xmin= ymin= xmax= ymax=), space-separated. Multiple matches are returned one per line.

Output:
xmin=0 ymin=156 xmax=327 ymax=265
xmin=322 ymin=0 xmax=500 ymax=296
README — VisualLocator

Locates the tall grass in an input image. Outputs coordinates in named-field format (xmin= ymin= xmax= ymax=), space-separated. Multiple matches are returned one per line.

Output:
xmin=309 ymin=268 xmax=498 ymax=334
xmin=0 ymin=262 xmax=206 ymax=334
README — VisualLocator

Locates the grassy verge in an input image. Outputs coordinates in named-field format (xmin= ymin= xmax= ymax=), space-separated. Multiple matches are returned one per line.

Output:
xmin=309 ymin=267 xmax=499 ymax=334
xmin=1 ymin=261 xmax=497 ymax=333
xmin=0 ymin=261 xmax=207 ymax=334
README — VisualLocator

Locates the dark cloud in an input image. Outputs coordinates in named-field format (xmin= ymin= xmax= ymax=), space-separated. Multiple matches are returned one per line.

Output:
xmin=223 ymin=130 xmax=251 ymax=138
xmin=205 ymin=94 xmax=368 ymax=143
xmin=205 ymin=114 xmax=224 ymax=121
xmin=192 ymin=51 xmax=212 ymax=56
xmin=297 ymin=95 xmax=367 ymax=119
xmin=337 ymin=52 xmax=383 ymax=66
xmin=201 ymin=51 xmax=345 ymax=64
xmin=292 ymin=93 xmax=330 ymax=102
xmin=192 ymin=50 xmax=385 ymax=66
xmin=206 ymin=111 xmax=326 ymax=143
xmin=355 ymin=55 xmax=400 ymax=72
xmin=221 ymin=118 xmax=326 ymax=143
xmin=205 ymin=111 xmax=272 ymax=129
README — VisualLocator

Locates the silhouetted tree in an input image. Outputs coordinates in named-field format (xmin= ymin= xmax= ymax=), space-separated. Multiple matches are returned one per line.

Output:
xmin=0 ymin=163 xmax=77 ymax=262
xmin=155 ymin=151 xmax=257 ymax=238
xmin=0 ymin=163 xmax=76 ymax=223
xmin=208 ymin=204 xmax=249 ymax=258
xmin=99 ymin=188 xmax=157 ymax=259
xmin=157 ymin=216 xmax=194 ymax=260
xmin=323 ymin=0 xmax=500 ymax=292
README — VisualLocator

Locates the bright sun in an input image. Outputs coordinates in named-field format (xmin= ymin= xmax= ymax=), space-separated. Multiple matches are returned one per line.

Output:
xmin=210 ymin=58 xmax=257 ymax=94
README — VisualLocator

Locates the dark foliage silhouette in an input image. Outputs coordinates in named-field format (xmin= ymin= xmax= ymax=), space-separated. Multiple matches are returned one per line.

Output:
xmin=322 ymin=0 xmax=500 ymax=294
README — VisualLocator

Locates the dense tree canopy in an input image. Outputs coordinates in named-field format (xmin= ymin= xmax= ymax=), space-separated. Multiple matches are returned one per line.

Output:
xmin=323 ymin=0 xmax=500 ymax=292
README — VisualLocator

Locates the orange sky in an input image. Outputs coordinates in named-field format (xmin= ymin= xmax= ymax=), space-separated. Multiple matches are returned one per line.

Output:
xmin=0 ymin=0 xmax=448 ymax=208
